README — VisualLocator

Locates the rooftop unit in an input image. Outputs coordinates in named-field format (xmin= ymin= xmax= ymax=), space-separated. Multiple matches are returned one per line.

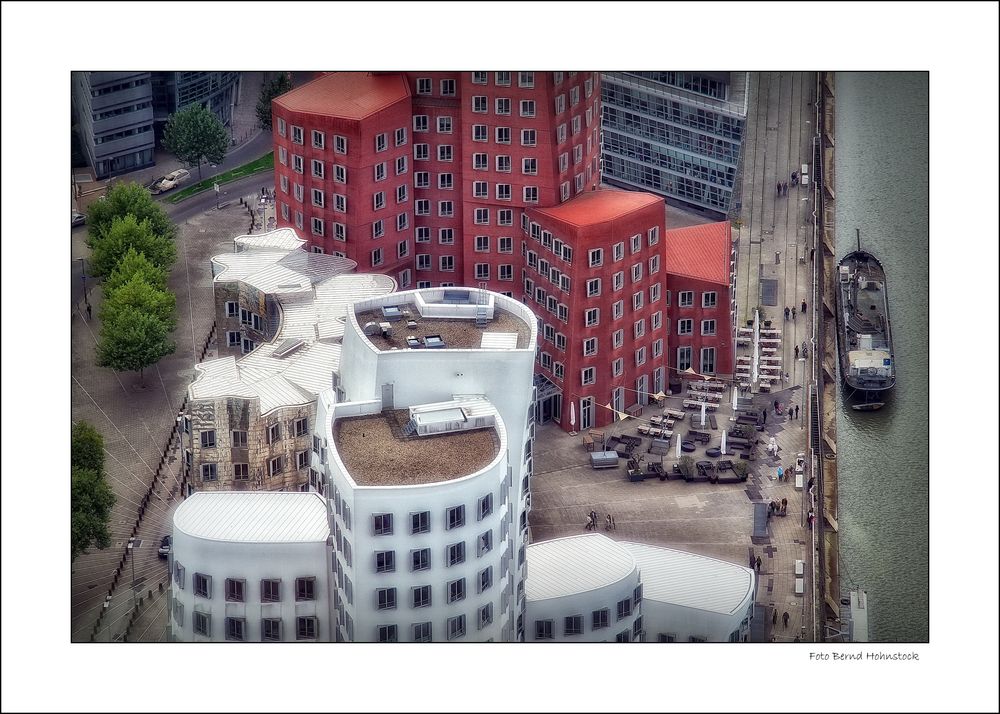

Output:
xmin=406 ymin=401 xmax=497 ymax=437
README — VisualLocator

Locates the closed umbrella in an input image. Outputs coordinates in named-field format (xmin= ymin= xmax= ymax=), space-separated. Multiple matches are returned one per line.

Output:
xmin=569 ymin=400 xmax=576 ymax=431
xmin=700 ymin=401 xmax=707 ymax=427
xmin=721 ymin=430 xmax=727 ymax=455
xmin=675 ymin=432 xmax=682 ymax=459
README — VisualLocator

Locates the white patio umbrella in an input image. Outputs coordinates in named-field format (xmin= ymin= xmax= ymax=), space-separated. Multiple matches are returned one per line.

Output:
xmin=700 ymin=401 xmax=707 ymax=427
xmin=721 ymin=430 xmax=728 ymax=455
xmin=675 ymin=432 xmax=682 ymax=459
xmin=569 ymin=400 xmax=576 ymax=431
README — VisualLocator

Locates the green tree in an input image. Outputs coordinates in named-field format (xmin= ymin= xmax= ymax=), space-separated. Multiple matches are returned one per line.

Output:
xmin=256 ymin=72 xmax=293 ymax=130
xmin=71 ymin=421 xmax=116 ymax=561
xmin=71 ymin=421 xmax=106 ymax=473
xmin=72 ymin=467 xmax=116 ymax=560
xmin=101 ymin=275 xmax=177 ymax=330
xmin=104 ymin=247 xmax=169 ymax=293
xmin=86 ymin=181 xmax=175 ymax=245
xmin=163 ymin=104 xmax=229 ymax=180
xmin=96 ymin=305 xmax=176 ymax=386
xmin=90 ymin=214 xmax=176 ymax=279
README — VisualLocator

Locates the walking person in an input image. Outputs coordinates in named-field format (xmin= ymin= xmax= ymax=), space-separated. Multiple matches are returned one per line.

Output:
xmin=791 ymin=306 xmax=796 ymax=321
xmin=772 ymin=609 xmax=778 ymax=626
xmin=777 ymin=465 xmax=784 ymax=482
xmin=761 ymin=409 xmax=767 ymax=425
xmin=776 ymin=181 xmax=781 ymax=196
xmin=783 ymin=181 xmax=789 ymax=195
xmin=782 ymin=611 xmax=790 ymax=628
xmin=784 ymin=306 xmax=790 ymax=321
xmin=794 ymin=345 xmax=800 ymax=360
xmin=85 ymin=302 xmax=92 ymax=321
xmin=755 ymin=555 xmax=762 ymax=572
xmin=795 ymin=404 xmax=800 ymax=420
xmin=801 ymin=300 xmax=807 ymax=315
xmin=606 ymin=514 xmax=613 ymax=531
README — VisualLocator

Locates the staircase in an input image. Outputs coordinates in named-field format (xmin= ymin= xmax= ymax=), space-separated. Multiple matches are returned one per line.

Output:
xmin=475 ymin=281 xmax=489 ymax=328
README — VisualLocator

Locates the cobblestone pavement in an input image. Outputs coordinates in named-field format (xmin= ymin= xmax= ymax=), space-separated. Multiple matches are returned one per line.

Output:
xmin=70 ymin=205 xmax=250 ymax=641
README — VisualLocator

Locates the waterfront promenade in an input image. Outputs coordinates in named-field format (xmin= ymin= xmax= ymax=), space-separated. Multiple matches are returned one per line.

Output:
xmin=531 ymin=71 xmax=819 ymax=641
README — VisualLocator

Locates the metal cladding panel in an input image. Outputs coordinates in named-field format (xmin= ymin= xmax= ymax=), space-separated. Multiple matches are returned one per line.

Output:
xmin=525 ymin=534 xmax=636 ymax=601
xmin=620 ymin=541 xmax=754 ymax=615
xmin=174 ymin=492 xmax=330 ymax=543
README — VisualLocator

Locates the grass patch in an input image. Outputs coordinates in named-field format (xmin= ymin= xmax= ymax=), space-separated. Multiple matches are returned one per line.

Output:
xmin=167 ymin=152 xmax=274 ymax=203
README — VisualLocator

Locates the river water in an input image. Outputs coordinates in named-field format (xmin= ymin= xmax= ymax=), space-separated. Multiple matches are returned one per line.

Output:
xmin=833 ymin=72 xmax=929 ymax=642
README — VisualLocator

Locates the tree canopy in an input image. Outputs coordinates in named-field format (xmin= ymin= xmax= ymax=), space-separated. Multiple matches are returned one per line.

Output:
xmin=96 ymin=305 xmax=176 ymax=385
xmin=104 ymin=247 xmax=169 ymax=293
xmin=86 ymin=181 xmax=175 ymax=245
xmin=71 ymin=421 xmax=116 ymax=561
xmin=256 ymin=73 xmax=293 ymax=131
xmin=90 ymin=214 xmax=176 ymax=279
xmin=163 ymin=104 xmax=229 ymax=179
xmin=101 ymin=275 xmax=177 ymax=330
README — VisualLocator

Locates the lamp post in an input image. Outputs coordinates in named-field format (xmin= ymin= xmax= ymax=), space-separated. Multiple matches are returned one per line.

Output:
xmin=78 ymin=258 xmax=89 ymax=308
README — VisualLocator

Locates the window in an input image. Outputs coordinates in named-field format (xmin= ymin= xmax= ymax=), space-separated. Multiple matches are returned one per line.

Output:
xmin=375 ymin=162 xmax=387 ymax=181
xmin=679 ymin=291 xmax=694 ymax=307
xmin=473 ymin=180 xmax=487 ymax=198
xmin=174 ymin=562 xmax=185 ymax=590
xmin=259 ymin=618 xmax=281 ymax=642
xmin=473 ymin=125 xmax=488 ymax=143
xmin=225 ymin=617 xmax=246 ymax=641
xmin=498 ymin=236 xmax=513 ymax=253
xmin=200 ymin=463 xmax=217 ymax=481
xmin=446 ymin=506 xmax=465 ymax=530
xmin=678 ymin=346 xmax=693 ymax=371
xmin=296 ymin=616 xmax=318 ymax=640
xmin=440 ymin=256 xmax=455 ymax=271
xmin=414 ymin=143 xmax=429 ymax=160
xmin=635 ymin=347 xmax=646 ymax=366
xmin=495 ymin=127 xmax=511 ymax=144
xmin=193 ymin=611 xmax=211 ymax=637
xmin=475 ymin=235 xmax=490 ymax=252
xmin=651 ymin=311 xmax=662 ymax=330
xmin=478 ymin=493 xmax=493 ymax=520
xmin=295 ymin=577 xmax=316 ymax=601
xmin=653 ymin=339 xmax=663 ymax=358
xmin=447 ymin=578 xmax=466 ymax=603
xmin=581 ymin=367 xmax=596 ymax=385
xmin=632 ymin=291 xmax=644 ymax=311
xmin=499 ymin=264 xmax=513 ymax=281
xmin=334 ymin=222 xmax=346 ymax=241
xmin=700 ymin=347 xmax=716 ymax=374
xmin=612 ymin=271 xmax=624 ymax=291
xmin=583 ymin=337 xmax=597 ymax=356
xmin=473 ymin=263 xmax=488 ymax=280
xmin=278 ymin=146 xmax=287 ymax=166
xmin=334 ymin=135 xmax=347 ymax=154
xmin=520 ymin=99 xmax=536 ymax=117
xmin=225 ymin=578 xmax=245 ymax=602
xmin=535 ymin=620 xmax=554 ymax=640
xmin=478 ymin=566 xmax=493 ymax=593
xmin=702 ymin=291 xmax=718 ymax=308
xmin=311 ymin=159 xmax=324 ymax=179
xmin=268 ymin=456 xmax=283 ymax=477
xmin=440 ymin=79 xmax=456 ymax=96
xmin=612 ymin=358 xmax=624 ymax=377
xmin=225 ymin=300 xmax=239 ymax=318
xmin=473 ymin=95 xmax=488 ymax=113
xmin=376 ymin=587 xmax=396 ymax=610
xmin=479 ymin=603 xmax=494 ymax=630
xmin=412 ymin=584 xmax=431 ymax=608
xmin=292 ymin=155 xmax=304 ymax=174
xmin=395 ymin=156 xmax=408 ymax=176
xmin=413 ymin=622 xmax=432 ymax=643
xmin=495 ymin=71 xmax=511 ymax=86
xmin=613 ymin=329 xmax=625 ymax=349
xmin=701 ymin=319 xmax=717 ymax=336
xmin=498 ymin=209 xmax=513 ymax=226
xmin=634 ymin=319 xmax=646 ymax=339
xmin=277 ymin=118 xmax=286 ymax=137
xmin=311 ymin=217 xmax=324 ymax=237
xmin=416 ymin=254 xmax=431 ymax=270
xmin=565 ymin=615 xmax=584 ymax=636
xmin=397 ymin=240 xmax=409 ymax=259
xmin=334 ymin=194 xmax=346 ymax=212
xmin=650 ymin=283 xmax=661 ymax=303
xmin=377 ymin=624 xmax=398 ymax=643
xmin=233 ymin=463 xmax=248 ymax=480
xmin=616 ymin=630 xmax=631 ymax=643
xmin=521 ymin=129 xmax=536 ymax=146
xmin=678 ymin=319 xmax=693 ymax=335
xmin=477 ymin=529 xmax=493 ymax=557
xmin=472 ymin=71 xmax=488 ymax=84
xmin=291 ymin=125 xmax=304 ymax=144
xmin=261 ymin=579 xmax=280 ymax=603
xmin=523 ymin=186 xmax=538 ymax=202
xmin=494 ymin=183 xmax=511 ymax=201
xmin=410 ymin=511 xmax=430 ymax=535
xmin=375 ymin=133 xmax=388 ymax=152
xmin=473 ymin=152 xmax=488 ymax=171
xmin=395 ymin=127 xmax=407 ymax=146
xmin=413 ymin=114 xmax=428 ymax=132
xmin=586 ymin=278 xmax=601 ymax=297
xmin=631 ymin=262 xmax=643 ymax=283
xmin=200 ymin=430 xmax=216 ymax=448
xmin=648 ymin=226 xmax=660 ymax=245
xmin=193 ymin=572 xmax=211 ymax=598
xmin=411 ymin=548 xmax=431 ymax=572
xmin=397 ymin=213 xmax=408 ymax=232
xmin=438 ymin=201 xmax=453 ymax=217
xmin=518 ymin=71 xmax=535 ymax=88
xmin=373 ymin=513 xmax=393 ymax=536
xmin=416 ymin=78 xmax=431 ymax=95
xmin=415 ymin=171 xmax=430 ymax=188
xmin=446 ymin=542 xmax=466 ymax=566
xmin=437 ymin=116 xmax=452 ymax=133
xmin=617 ymin=598 xmax=633 ymax=620
xmin=266 ymin=422 xmax=281 ymax=444
xmin=375 ymin=550 xmax=395 ymax=573
xmin=447 ymin=614 xmax=466 ymax=640
xmin=585 ymin=308 xmax=600 ymax=327
xmin=371 ymin=246 xmax=383 ymax=265
xmin=494 ymin=155 xmax=510 ymax=173
xmin=588 ymin=248 xmax=603 ymax=267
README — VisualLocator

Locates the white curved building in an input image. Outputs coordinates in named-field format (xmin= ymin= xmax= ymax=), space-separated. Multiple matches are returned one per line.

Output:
xmin=169 ymin=492 xmax=332 ymax=642
xmin=525 ymin=534 xmax=643 ymax=642
xmin=318 ymin=287 xmax=538 ymax=642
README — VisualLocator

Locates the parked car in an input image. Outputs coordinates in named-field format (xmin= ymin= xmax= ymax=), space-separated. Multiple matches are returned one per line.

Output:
xmin=158 ymin=535 xmax=172 ymax=558
xmin=151 ymin=169 xmax=191 ymax=194
xmin=71 ymin=211 xmax=86 ymax=227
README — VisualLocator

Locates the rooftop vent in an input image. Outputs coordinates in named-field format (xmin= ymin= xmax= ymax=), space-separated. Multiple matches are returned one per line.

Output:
xmin=273 ymin=339 xmax=305 ymax=358
xmin=423 ymin=334 xmax=445 ymax=349
xmin=409 ymin=403 xmax=495 ymax=436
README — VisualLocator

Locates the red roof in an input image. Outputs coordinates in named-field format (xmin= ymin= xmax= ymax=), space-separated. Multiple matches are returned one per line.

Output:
xmin=532 ymin=189 xmax=662 ymax=228
xmin=274 ymin=72 xmax=410 ymax=119
xmin=663 ymin=222 xmax=732 ymax=285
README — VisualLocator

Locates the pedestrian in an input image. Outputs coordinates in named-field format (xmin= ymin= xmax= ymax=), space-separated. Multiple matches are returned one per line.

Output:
xmin=794 ymin=345 xmax=800 ymax=360
xmin=791 ymin=306 xmax=796 ymax=321
xmin=86 ymin=302 xmax=92 ymax=320
xmin=783 ymin=611 xmax=790 ymax=628
xmin=606 ymin=514 xmax=613 ymax=531
xmin=791 ymin=171 xmax=797 ymax=183
xmin=810 ymin=248 xmax=815 ymax=261
xmin=755 ymin=556 xmax=761 ymax=571
xmin=784 ymin=306 xmax=790 ymax=321
xmin=773 ymin=399 xmax=779 ymax=412
xmin=776 ymin=182 xmax=781 ymax=196
xmin=781 ymin=498 xmax=788 ymax=514
xmin=807 ymin=476 xmax=815 ymax=491
xmin=801 ymin=300 xmax=807 ymax=314
xmin=777 ymin=466 xmax=784 ymax=482
xmin=761 ymin=409 xmax=767 ymax=425
xmin=795 ymin=404 xmax=800 ymax=420
xmin=772 ymin=609 xmax=778 ymax=626
xmin=783 ymin=181 xmax=789 ymax=194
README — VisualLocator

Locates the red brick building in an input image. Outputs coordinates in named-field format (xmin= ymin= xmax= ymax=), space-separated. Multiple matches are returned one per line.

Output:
xmin=271 ymin=71 xmax=602 ymax=294
xmin=527 ymin=190 xmax=667 ymax=431
xmin=663 ymin=222 xmax=737 ymax=387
